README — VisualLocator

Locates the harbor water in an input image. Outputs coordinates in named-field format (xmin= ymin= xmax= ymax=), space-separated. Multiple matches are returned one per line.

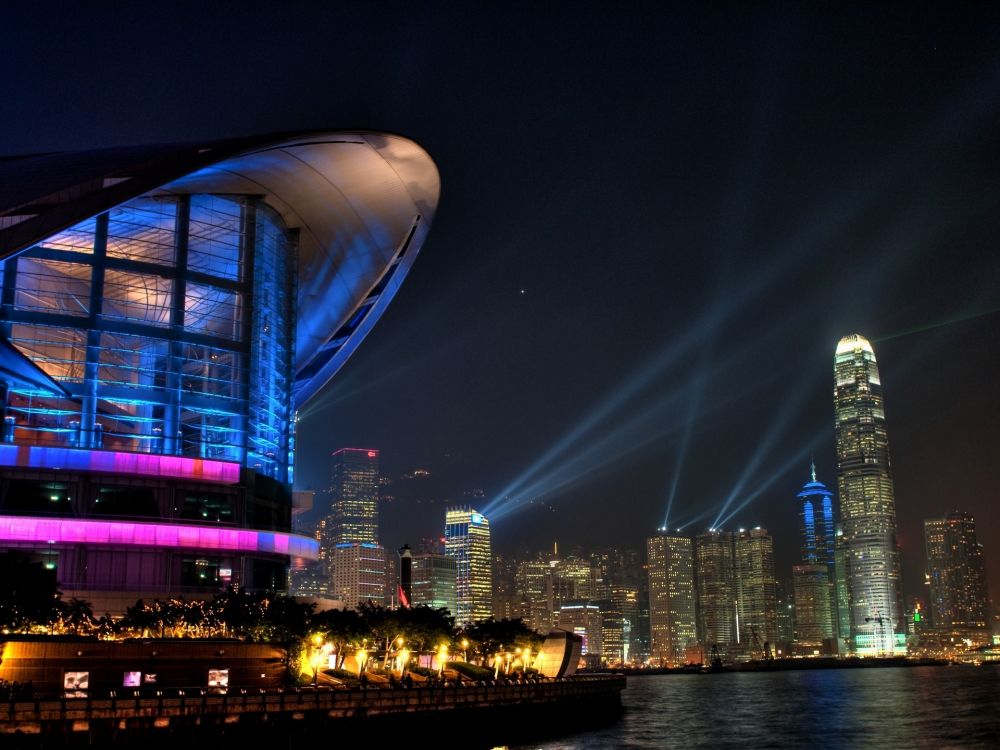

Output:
xmin=503 ymin=665 xmax=1000 ymax=750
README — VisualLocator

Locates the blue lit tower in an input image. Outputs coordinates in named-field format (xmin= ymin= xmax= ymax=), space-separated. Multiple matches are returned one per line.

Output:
xmin=0 ymin=132 xmax=439 ymax=614
xmin=792 ymin=462 xmax=838 ymax=653
xmin=834 ymin=334 xmax=904 ymax=654
xmin=798 ymin=460 xmax=835 ymax=567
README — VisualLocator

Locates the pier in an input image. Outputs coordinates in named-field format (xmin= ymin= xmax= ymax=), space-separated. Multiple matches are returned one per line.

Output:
xmin=0 ymin=674 xmax=626 ymax=747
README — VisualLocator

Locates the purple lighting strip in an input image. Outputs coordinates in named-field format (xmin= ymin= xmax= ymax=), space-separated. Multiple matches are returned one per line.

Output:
xmin=0 ymin=445 xmax=241 ymax=484
xmin=0 ymin=515 xmax=319 ymax=560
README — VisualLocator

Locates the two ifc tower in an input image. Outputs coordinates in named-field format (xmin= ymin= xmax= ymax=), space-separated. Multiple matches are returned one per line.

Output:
xmin=797 ymin=333 xmax=903 ymax=655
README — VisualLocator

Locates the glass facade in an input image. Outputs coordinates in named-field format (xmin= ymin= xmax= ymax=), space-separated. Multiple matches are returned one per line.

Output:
xmin=834 ymin=334 xmax=903 ymax=654
xmin=325 ymin=448 xmax=380 ymax=546
xmin=924 ymin=512 xmax=990 ymax=634
xmin=445 ymin=506 xmax=493 ymax=625
xmin=646 ymin=533 xmax=696 ymax=666
xmin=0 ymin=193 xmax=297 ymax=483
xmin=796 ymin=464 xmax=838 ymax=650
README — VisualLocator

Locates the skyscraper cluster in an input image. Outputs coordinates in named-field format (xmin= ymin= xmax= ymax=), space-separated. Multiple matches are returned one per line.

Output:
xmin=289 ymin=335 xmax=991 ymax=665
xmin=644 ymin=334 xmax=993 ymax=664
xmin=646 ymin=527 xmax=778 ymax=666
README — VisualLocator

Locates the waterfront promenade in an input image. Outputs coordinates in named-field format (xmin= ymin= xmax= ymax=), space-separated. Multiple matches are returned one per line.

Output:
xmin=0 ymin=674 xmax=625 ymax=748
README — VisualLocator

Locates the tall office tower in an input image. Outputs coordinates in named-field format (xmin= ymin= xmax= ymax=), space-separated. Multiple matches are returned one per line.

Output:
xmin=410 ymin=550 xmax=458 ymax=615
xmin=834 ymin=334 xmax=904 ymax=654
xmin=833 ymin=524 xmax=852 ymax=653
xmin=516 ymin=558 xmax=555 ymax=632
xmin=330 ymin=542 xmax=386 ymax=608
xmin=735 ymin=527 xmax=778 ymax=650
xmin=444 ymin=506 xmax=493 ymax=624
xmin=553 ymin=555 xmax=596 ymax=607
xmin=492 ymin=553 xmax=521 ymax=620
xmin=799 ymin=462 xmax=836 ymax=566
xmin=557 ymin=601 xmax=605 ymax=666
xmin=327 ymin=448 xmax=380 ymax=545
xmin=774 ymin=578 xmax=795 ymax=655
xmin=610 ymin=585 xmax=640 ymax=664
xmin=796 ymin=464 xmax=838 ymax=645
xmin=924 ymin=512 xmax=990 ymax=639
xmin=792 ymin=564 xmax=836 ymax=654
xmin=694 ymin=529 xmax=737 ymax=649
xmin=646 ymin=533 xmax=697 ymax=666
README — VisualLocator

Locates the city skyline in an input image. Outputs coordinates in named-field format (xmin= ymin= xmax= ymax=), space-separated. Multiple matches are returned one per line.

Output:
xmin=2 ymin=5 xmax=999 ymax=610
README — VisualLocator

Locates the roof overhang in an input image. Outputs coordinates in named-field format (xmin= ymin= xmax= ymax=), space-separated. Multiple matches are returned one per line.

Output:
xmin=0 ymin=130 xmax=440 ymax=408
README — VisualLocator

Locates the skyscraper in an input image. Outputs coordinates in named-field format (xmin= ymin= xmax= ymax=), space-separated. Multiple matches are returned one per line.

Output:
xmin=924 ymin=512 xmax=990 ymax=640
xmin=834 ymin=334 xmax=904 ymax=654
xmin=795 ymin=463 xmax=838 ymax=650
xmin=516 ymin=557 xmax=555 ymax=632
xmin=411 ymin=550 xmax=458 ymax=615
xmin=647 ymin=532 xmax=696 ymax=666
xmin=327 ymin=448 xmax=380 ymax=546
xmin=330 ymin=542 xmax=386 ymax=608
xmin=735 ymin=527 xmax=778 ymax=652
xmin=792 ymin=564 xmax=836 ymax=653
xmin=694 ymin=529 xmax=737 ymax=650
xmin=444 ymin=506 xmax=493 ymax=624
xmin=798 ymin=461 xmax=835 ymax=567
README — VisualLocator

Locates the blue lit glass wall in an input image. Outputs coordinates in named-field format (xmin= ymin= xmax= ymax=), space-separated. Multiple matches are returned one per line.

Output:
xmin=797 ymin=470 xmax=835 ymax=567
xmin=0 ymin=194 xmax=297 ymax=483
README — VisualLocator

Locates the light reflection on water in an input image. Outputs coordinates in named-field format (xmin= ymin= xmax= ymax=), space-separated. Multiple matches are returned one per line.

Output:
xmin=505 ymin=666 xmax=1000 ymax=749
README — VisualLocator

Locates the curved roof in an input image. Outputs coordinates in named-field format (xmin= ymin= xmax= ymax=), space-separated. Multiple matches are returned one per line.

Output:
xmin=0 ymin=130 xmax=440 ymax=407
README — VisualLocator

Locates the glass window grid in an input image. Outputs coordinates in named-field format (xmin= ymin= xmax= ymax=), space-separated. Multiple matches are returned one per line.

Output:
xmin=14 ymin=257 xmax=91 ymax=317
xmin=106 ymin=198 xmax=177 ymax=265
xmin=1 ymin=194 xmax=297 ymax=481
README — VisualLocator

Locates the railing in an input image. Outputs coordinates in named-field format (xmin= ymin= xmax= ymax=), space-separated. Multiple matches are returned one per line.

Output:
xmin=0 ymin=675 xmax=627 ymax=727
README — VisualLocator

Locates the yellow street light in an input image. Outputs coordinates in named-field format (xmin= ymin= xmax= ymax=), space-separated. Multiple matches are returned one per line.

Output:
xmin=437 ymin=643 xmax=449 ymax=677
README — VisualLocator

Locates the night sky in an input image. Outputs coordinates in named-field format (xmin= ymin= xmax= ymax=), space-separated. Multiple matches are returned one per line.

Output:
xmin=3 ymin=3 xmax=1000 ymax=603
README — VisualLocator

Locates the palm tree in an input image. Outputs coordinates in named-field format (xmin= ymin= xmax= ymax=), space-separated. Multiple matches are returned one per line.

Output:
xmin=61 ymin=598 xmax=95 ymax=635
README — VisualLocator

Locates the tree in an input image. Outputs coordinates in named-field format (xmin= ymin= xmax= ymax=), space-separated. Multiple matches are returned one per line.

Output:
xmin=59 ymin=598 xmax=95 ymax=635
xmin=263 ymin=594 xmax=315 ymax=642
xmin=312 ymin=608 xmax=366 ymax=669
xmin=460 ymin=618 xmax=542 ymax=664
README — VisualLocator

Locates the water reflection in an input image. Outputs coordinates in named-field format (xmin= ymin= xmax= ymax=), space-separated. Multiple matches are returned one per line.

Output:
xmin=506 ymin=666 xmax=1000 ymax=749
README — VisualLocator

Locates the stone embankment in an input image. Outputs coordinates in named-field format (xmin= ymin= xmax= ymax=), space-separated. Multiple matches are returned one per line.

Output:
xmin=0 ymin=674 xmax=626 ymax=748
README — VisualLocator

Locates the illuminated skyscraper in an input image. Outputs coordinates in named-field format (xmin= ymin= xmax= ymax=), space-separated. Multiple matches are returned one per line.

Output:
xmin=924 ymin=512 xmax=990 ymax=639
xmin=411 ymin=550 xmax=458 ymax=615
xmin=792 ymin=564 xmax=836 ymax=653
xmin=647 ymin=532 xmax=696 ymax=665
xmin=609 ymin=585 xmax=640 ymax=664
xmin=327 ymin=448 xmax=380 ymax=545
xmin=734 ymin=527 xmax=778 ymax=651
xmin=444 ymin=506 xmax=492 ymax=624
xmin=516 ymin=557 xmax=555 ymax=632
xmin=798 ymin=461 xmax=835 ymax=567
xmin=834 ymin=334 xmax=904 ymax=654
xmin=694 ymin=529 xmax=737 ymax=650
xmin=330 ymin=542 xmax=386 ymax=608
xmin=795 ymin=464 xmax=837 ymax=649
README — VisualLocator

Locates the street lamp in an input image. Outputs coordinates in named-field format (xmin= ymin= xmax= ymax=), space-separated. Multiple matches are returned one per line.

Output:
xmin=437 ymin=644 xmax=449 ymax=678
xmin=462 ymin=638 xmax=469 ymax=662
